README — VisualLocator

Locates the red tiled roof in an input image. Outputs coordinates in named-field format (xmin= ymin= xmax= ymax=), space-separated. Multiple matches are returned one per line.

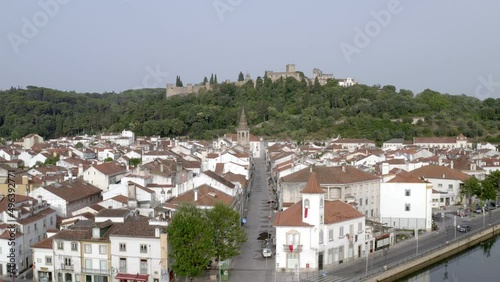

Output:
xmin=92 ymin=162 xmax=127 ymax=176
xmin=300 ymin=172 xmax=325 ymax=194
xmin=164 ymin=184 xmax=233 ymax=208
xmin=281 ymin=166 xmax=379 ymax=184
xmin=410 ymin=165 xmax=470 ymax=181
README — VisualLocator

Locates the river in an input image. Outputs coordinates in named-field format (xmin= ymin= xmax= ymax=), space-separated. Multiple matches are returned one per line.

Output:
xmin=401 ymin=235 xmax=500 ymax=281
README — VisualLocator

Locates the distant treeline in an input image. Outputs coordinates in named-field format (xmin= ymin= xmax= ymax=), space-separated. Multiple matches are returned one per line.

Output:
xmin=1 ymin=78 xmax=500 ymax=145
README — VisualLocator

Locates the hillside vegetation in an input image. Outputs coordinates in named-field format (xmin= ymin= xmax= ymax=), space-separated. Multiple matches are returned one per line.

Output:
xmin=1 ymin=78 xmax=500 ymax=145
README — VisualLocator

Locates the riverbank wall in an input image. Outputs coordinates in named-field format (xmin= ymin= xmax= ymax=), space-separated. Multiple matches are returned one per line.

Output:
xmin=370 ymin=223 xmax=500 ymax=282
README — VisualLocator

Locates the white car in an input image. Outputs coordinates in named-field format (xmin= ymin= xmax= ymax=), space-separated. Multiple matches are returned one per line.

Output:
xmin=262 ymin=248 xmax=273 ymax=258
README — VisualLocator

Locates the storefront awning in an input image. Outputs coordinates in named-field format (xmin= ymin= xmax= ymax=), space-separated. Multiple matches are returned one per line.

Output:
xmin=115 ymin=273 xmax=149 ymax=281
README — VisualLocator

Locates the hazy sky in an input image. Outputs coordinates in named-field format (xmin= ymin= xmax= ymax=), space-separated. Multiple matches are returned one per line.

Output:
xmin=1 ymin=0 xmax=500 ymax=99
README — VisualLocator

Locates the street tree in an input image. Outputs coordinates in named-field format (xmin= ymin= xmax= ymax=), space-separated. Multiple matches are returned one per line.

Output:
xmin=459 ymin=176 xmax=481 ymax=206
xmin=168 ymin=203 xmax=215 ymax=281
xmin=206 ymin=202 xmax=247 ymax=261
xmin=481 ymin=170 xmax=500 ymax=202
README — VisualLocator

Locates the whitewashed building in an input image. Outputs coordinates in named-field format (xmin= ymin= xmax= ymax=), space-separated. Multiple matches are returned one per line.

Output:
xmin=274 ymin=173 xmax=366 ymax=272
xmin=380 ymin=170 xmax=433 ymax=231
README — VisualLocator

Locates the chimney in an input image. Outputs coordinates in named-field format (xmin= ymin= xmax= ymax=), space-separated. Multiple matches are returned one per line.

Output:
xmin=342 ymin=164 xmax=346 ymax=173
xmin=128 ymin=182 xmax=137 ymax=208
xmin=68 ymin=150 xmax=72 ymax=158
xmin=381 ymin=162 xmax=389 ymax=175
xmin=450 ymin=161 xmax=454 ymax=169
xmin=155 ymin=228 xmax=160 ymax=238
xmin=160 ymin=164 xmax=164 ymax=173
xmin=22 ymin=175 xmax=28 ymax=185
xmin=78 ymin=164 xmax=83 ymax=176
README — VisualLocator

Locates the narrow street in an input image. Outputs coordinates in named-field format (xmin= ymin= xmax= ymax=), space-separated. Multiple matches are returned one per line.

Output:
xmin=229 ymin=156 xmax=276 ymax=282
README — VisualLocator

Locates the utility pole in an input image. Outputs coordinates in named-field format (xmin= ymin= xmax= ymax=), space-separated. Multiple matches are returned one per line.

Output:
xmin=365 ymin=250 xmax=369 ymax=277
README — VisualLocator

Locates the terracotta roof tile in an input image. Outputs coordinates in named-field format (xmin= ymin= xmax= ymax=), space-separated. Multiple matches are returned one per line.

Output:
xmin=92 ymin=162 xmax=127 ymax=176
xmin=324 ymin=200 xmax=364 ymax=224
xmin=32 ymin=237 xmax=53 ymax=249
xmin=410 ymin=165 xmax=470 ymax=181
xmin=164 ymin=184 xmax=233 ymax=208
xmin=43 ymin=179 xmax=102 ymax=203
xmin=300 ymin=172 xmax=325 ymax=194
xmin=281 ymin=166 xmax=379 ymax=184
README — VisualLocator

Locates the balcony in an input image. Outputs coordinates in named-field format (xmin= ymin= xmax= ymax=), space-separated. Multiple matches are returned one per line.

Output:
xmin=283 ymin=245 xmax=303 ymax=253
xmin=82 ymin=268 xmax=110 ymax=275
xmin=61 ymin=265 xmax=73 ymax=271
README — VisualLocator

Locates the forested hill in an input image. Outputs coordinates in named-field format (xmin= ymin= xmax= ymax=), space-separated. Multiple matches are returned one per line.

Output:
xmin=1 ymin=78 xmax=499 ymax=144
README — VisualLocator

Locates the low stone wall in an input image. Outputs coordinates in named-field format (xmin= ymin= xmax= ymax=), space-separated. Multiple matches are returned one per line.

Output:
xmin=371 ymin=223 xmax=500 ymax=282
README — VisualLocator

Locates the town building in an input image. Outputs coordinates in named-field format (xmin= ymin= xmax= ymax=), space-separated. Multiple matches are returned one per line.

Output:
xmin=274 ymin=173 xmax=367 ymax=272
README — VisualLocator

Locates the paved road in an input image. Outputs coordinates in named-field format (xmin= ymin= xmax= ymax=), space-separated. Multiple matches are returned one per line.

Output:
xmin=299 ymin=208 xmax=500 ymax=282
xmin=229 ymin=156 xmax=276 ymax=282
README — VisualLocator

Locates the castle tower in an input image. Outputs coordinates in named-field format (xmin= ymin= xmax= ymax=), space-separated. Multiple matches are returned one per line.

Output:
xmin=237 ymin=108 xmax=250 ymax=147
xmin=301 ymin=171 xmax=325 ymax=226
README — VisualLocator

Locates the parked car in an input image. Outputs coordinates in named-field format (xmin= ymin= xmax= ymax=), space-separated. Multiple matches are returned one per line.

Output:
xmin=458 ymin=224 xmax=471 ymax=233
xmin=262 ymin=248 xmax=273 ymax=258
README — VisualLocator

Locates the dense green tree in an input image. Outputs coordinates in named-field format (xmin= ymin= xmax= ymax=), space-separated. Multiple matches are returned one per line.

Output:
xmin=103 ymin=157 xmax=113 ymax=162
xmin=460 ymin=176 xmax=481 ymax=206
xmin=481 ymin=171 xmax=500 ymax=202
xmin=238 ymin=72 xmax=244 ymax=82
xmin=168 ymin=203 xmax=215 ymax=281
xmin=129 ymin=158 xmax=141 ymax=167
xmin=175 ymin=76 xmax=183 ymax=87
xmin=206 ymin=203 xmax=247 ymax=261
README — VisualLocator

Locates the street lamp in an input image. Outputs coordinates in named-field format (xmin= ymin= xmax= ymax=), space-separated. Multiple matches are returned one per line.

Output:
xmin=383 ymin=248 xmax=389 ymax=269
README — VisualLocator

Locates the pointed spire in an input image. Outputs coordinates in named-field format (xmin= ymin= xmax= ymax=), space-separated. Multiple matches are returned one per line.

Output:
xmin=300 ymin=172 xmax=325 ymax=194
xmin=238 ymin=107 xmax=249 ymax=131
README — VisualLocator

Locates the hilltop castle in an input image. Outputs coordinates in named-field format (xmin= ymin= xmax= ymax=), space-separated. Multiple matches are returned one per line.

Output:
xmin=165 ymin=64 xmax=357 ymax=98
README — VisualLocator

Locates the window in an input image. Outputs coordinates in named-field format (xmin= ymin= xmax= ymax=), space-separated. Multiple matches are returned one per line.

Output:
xmin=371 ymin=209 xmax=374 ymax=217
xmin=84 ymin=244 xmax=92 ymax=254
xmin=438 ymin=184 xmax=443 ymax=188
xmin=405 ymin=189 xmax=411 ymax=196
xmin=319 ymin=230 xmax=324 ymax=244
xmin=27 ymin=226 xmax=30 ymax=234
xmin=359 ymin=198 xmax=362 ymax=206
xmin=328 ymin=248 xmax=334 ymax=264
xmin=448 ymin=184 xmax=453 ymax=189
xmin=365 ymin=198 xmax=368 ymax=205
xmin=140 ymin=259 xmax=148 ymax=274
xmin=304 ymin=199 xmax=310 ymax=208
xmin=57 ymin=241 xmax=64 ymax=250
xmin=320 ymin=215 xmax=323 ymax=224
xmin=119 ymin=243 xmax=126 ymax=252
xmin=339 ymin=226 xmax=344 ymax=238
xmin=358 ymin=222 xmax=362 ymax=233
xmin=100 ymin=260 xmax=107 ymax=271
xmin=286 ymin=232 xmax=300 ymax=245
xmin=34 ymin=223 xmax=38 ymax=231
xmin=64 ymin=257 xmax=72 ymax=266
xmin=45 ymin=256 xmax=52 ymax=265
xmin=140 ymin=244 xmax=147 ymax=253
xmin=320 ymin=197 xmax=323 ymax=208
xmin=85 ymin=259 xmax=92 ymax=269
xmin=329 ymin=229 xmax=334 ymax=241
xmin=71 ymin=242 xmax=78 ymax=251
xmin=99 ymin=245 xmax=107 ymax=254
xmin=405 ymin=203 xmax=411 ymax=211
